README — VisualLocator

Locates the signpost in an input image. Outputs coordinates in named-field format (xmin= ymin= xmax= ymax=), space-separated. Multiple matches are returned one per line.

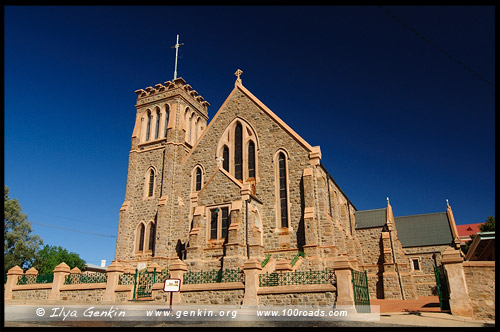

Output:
xmin=163 ymin=278 xmax=181 ymax=311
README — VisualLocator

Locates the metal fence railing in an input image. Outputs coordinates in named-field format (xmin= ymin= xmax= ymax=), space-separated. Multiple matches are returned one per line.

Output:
xmin=17 ymin=274 xmax=54 ymax=285
xmin=259 ymin=268 xmax=335 ymax=287
xmin=64 ymin=272 xmax=107 ymax=285
xmin=183 ymin=268 xmax=244 ymax=284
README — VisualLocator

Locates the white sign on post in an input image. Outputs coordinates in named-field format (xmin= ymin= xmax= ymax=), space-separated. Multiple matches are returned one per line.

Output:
xmin=163 ymin=278 xmax=181 ymax=292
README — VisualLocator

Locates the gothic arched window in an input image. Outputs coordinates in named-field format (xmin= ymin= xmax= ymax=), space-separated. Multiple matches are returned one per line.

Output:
xmin=278 ymin=152 xmax=288 ymax=228
xmin=147 ymin=168 xmax=155 ymax=197
xmin=195 ymin=167 xmax=202 ymax=191
xmin=248 ymin=141 xmax=255 ymax=178
xmin=184 ymin=108 xmax=190 ymax=143
xmin=148 ymin=222 xmax=155 ymax=251
xmin=154 ymin=108 xmax=160 ymax=139
xmin=145 ymin=110 xmax=152 ymax=141
xmin=234 ymin=123 xmax=243 ymax=181
xmin=217 ymin=118 xmax=258 ymax=184
xmin=190 ymin=113 xmax=195 ymax=144
xmin=138 ymin=223 xmax=145 ymax=251
xmin=164 ymin=105 xmax=170 ymax=137
xmin=223 ymin=145 xmax=230 ymax=172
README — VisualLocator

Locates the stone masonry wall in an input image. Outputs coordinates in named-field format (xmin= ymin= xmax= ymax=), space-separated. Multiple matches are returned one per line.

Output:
xmin=60 ymin=288 xmax=106 ymax=303
xmin=463 ymin=262 xmax=495 ymax=320
xmin=356 ymin=227 xmax=384 ymax=266
xmin=258 ymin=291 xmax=336 ymax=306
xmin=181 ymin=289 xmax=245 ymax=305
xmin=11 ymin=289 xmax=50 ymax=301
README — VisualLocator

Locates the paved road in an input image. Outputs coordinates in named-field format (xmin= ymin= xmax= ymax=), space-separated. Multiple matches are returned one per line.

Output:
xmin=4 ymin=304 xmax=494 ymax=328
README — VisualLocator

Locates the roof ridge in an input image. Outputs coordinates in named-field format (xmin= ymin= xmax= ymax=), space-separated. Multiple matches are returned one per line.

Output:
xmin=394 ymin=212 xmax=446 ymax=219
xmin=355 ymin=208 xmax=386 ymax=213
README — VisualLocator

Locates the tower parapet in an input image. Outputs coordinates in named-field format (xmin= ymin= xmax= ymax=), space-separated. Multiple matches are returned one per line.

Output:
xmin=134 ymin=77 xmax=210 ymax=118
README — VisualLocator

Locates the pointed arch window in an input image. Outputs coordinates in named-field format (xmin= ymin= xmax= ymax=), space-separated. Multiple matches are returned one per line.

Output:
xmin=184 ymin=108 xmax=190 ymax=143
xmin=145 ymin=111 xmax=152 ymax=141
xmin=147 ymin=168 xmax=155 ymax=197
xmin=154 ymin=108 xmax=160 ymax=139
xmin=164 ymin=105 xmax=170 ymax=137
xmin=248 ymin=141 xmax=255 ymax=178
xmin=148 ymin=222 xmax=156 ymax=251
xmin=222 ymin=145 xmax=230 ymax=172
xmin=234 ymin=123 xmax=243 ymax=181
xmin=217 ymin=118 xmax=258 ymax=184
xmin=195 ymin=167 xmax=202 ymax=191
xmin=278 ymin=152 xmax=289 ymax=228
xmin=138 ymin=223 xmax=145 ymax=251
xmin=190 ymin=113 xmax=195 ymax=144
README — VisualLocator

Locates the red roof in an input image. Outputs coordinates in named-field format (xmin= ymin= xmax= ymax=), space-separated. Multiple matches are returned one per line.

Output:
xmin=456 ymin=223 xmax=484 ymax=237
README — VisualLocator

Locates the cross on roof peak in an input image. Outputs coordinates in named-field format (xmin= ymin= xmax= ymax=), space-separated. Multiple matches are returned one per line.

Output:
xmin=234 ymin=69 xmax=243 ymax=86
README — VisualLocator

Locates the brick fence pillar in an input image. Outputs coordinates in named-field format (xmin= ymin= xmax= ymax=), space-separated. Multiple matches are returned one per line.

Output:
xmin=441 ymin=247 xmax=474 ymax=318
xmin=243 ymin=259 xmax=262 ymax=306
xmin=102 ymin=261 xmax=124 ymax=304
xmin=4 ymin=266 xmax=23 ymax=300
xmin=48 ymin=262 xmax=70 ymax=301
xmin=332 ymin=256 xmax=356 ymax=310
xmin=169 ymin=259 xmax=188 ymax=305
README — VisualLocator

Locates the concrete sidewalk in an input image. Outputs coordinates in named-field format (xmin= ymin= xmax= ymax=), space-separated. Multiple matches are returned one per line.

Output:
xmin=4 ymin=303 xmax=495 ymax=327
xmin=371 ymin=296 xmax=494 ymax=327
xmin=378 ymin=311 xmax=494 ymax=327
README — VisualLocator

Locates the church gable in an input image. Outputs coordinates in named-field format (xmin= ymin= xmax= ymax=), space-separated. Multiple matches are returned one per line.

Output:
xmin=182 ymin=79 xmax=316 ymax=173
xmin=179 ymin=76 xmax=322 ymax=251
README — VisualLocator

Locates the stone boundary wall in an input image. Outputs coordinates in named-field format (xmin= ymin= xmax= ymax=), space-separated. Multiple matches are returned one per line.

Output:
xmin=258 ymin=284 xmax=336 ymax=306
xmin=463 ymin=261 xmax=495 ymax=320
xmin=5 ymin=258 xmax=349 ymax=309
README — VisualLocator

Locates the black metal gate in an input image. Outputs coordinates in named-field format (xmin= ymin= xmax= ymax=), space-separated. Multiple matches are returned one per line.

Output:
xmin=351 ymin=270 xmax=371 ymax=313
xmin=433 ymin=265 xmax=450 ymax=310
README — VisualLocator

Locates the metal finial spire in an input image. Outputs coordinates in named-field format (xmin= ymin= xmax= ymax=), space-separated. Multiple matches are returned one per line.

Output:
xmin=387 ymin=197 xmax=390 ymax=205
xmin=446 ymin=199 xmax=449 ymax=207
xmin=172 ymin=34 xmax=184 ymax=80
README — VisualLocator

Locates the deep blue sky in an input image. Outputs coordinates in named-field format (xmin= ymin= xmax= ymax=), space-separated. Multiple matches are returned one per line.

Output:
xmin=5 ymin=6 xmax=495 ymax=266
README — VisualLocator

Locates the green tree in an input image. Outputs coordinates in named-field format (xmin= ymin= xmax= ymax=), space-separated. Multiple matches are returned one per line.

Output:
xmin=479 ymin=216 xmax=495 ymax=232
xmin=32 ymin=245 xmax=86 ymax=275
xmin=4 ymin=185 xmax=43 ymax=271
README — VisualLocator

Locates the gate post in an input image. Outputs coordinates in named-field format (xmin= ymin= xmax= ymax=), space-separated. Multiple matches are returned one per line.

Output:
xmin=4 ymin=266 xmax=23 ymax=301
xmin=48 ymin=262 xmax=70 ymax=302
xmin=169 ymin=259 xmax=188 ymax=305
xmin=102 ymin=261 xmax=124 ymax=304
xmin=332 ymin=256 xmax=356 ymax=311
xmin=441 ymin=247 xmax=473 ymax=318
xmin=243 ymin=259 xmax=262 ymax=305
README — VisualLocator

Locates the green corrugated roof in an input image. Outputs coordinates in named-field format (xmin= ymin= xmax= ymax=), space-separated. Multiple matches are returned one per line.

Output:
xmin=355 ymin=208 xmax=387 ymax=229
xmin=395 ymin=213 xmax=453 ymax=247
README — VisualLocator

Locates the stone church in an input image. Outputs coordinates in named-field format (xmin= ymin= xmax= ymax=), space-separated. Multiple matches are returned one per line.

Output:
xmin=114 ymin=70 xmax=462 ymax=300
